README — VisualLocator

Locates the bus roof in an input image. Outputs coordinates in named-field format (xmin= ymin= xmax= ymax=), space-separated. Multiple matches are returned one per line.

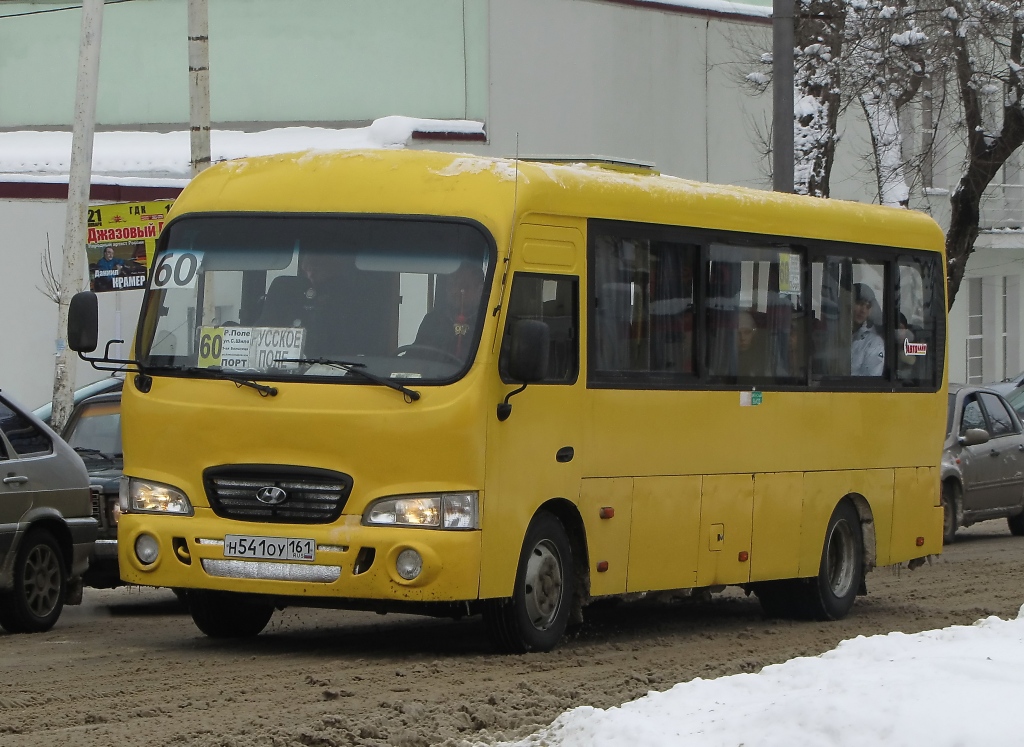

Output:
xmin=169 ymin=149 xmax=946 ymax=254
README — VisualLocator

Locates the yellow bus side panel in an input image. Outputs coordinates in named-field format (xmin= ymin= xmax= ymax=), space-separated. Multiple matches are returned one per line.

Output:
xmin=799 ymin=470 xmax=896 ymax=577
xmin=750 ymin=472 xmax=804 ymax=582
xmin=626 ymin=476 xmax=701 ymax=592
xmin=579 ymin=477 xmax=633 ymax=596
xmin=891 ymin=467 xmax=942 ymax=561
xmin=696 ymin=474 xmax=753 ymax=586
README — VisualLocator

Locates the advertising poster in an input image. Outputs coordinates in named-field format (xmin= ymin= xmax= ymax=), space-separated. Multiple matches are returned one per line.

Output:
xmin=87 ymin=200 xmax=174 ymax=292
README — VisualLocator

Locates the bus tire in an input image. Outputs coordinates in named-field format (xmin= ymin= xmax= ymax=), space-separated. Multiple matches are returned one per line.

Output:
xmin=941 ymin=483 xmax=959 ymax=545
xmin=484 ymin=511 xmax=574 ymax=654
xmin=0 ymin=529 xmax=67 ymax=634
xmin=797 ymin=500 xmax=864 ymax=621
xmin=753 ymin=580 xmax=798 ymax=619
xmin=1008 ymin=512 xmax=1024 ymax=537
xmin=188 ymin=590 xmax=274 ymax=638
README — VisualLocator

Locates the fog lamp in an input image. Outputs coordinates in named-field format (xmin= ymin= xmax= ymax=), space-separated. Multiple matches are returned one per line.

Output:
xmin=135 ymin=534 xmax=160 ymax=565
xmin=395 ymin=548 xmax=423 ymax=581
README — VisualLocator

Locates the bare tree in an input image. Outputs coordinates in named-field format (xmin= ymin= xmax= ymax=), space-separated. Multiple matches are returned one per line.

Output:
xmin=941 ymin=0 xmax=1024 ymax=306
xmin=37 ymin=234 xmax=62 ymax=304
xmin=846 ymin=0 xmax=931 ymax=206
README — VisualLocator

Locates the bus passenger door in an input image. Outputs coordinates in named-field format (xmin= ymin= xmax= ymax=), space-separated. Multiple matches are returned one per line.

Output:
xmin=696 ymin=474 xmax=754 ymax=586
xmin=481 ymin=260 xmax=584 ymax=600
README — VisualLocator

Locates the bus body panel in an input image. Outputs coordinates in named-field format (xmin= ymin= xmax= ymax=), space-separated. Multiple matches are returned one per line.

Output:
xmin=750 ymin=472 xmax=804 ymax=582
xmin=626 ymin=475 xmax=701 ymax=592
xmin=578 ymin=477 xmax=632 ymax=596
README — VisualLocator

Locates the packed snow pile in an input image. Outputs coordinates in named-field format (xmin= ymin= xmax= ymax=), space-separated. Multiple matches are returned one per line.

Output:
xmin=496 ymin=606 xmax=1024 ymax=747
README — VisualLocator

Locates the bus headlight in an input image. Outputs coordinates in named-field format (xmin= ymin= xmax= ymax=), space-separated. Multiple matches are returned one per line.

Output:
xmin=124 ymin=477 xmax=194 ymax=515
xmin=363 ymin=492 xmax=479 ymax=530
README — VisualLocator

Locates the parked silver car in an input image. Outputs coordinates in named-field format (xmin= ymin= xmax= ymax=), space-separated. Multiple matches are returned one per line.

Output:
xmin=941 ymin=384 xmax=1024 ymax=543
xmin=0 ymin=390 xmax=97 ymax=633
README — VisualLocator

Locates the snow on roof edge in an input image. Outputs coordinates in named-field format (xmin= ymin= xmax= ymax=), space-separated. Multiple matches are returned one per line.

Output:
xmin=0 ymin=116 xmax=487 ymax=183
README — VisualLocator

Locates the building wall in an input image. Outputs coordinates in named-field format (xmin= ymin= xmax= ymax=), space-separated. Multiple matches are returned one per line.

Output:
xmin=0 ymin=0 xmax=488 ymax=128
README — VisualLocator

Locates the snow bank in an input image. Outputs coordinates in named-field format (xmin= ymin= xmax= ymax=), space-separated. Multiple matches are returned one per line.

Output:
xmin=498 ymin=606 xmax=1024 ymax=747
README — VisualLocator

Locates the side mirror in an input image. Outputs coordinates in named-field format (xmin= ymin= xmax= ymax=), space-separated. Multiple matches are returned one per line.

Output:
xmin=497 ymin=320 xmax=550 ymax=422
xmin=959 ymin=428 xmax=991 ymax=447
xmin=506 ymin=319 xmax=550 ymax=383
xmin=68 ymin=291 xmax=99 ymax=353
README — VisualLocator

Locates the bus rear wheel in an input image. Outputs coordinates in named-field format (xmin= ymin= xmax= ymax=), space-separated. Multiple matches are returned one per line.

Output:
xmin=188 ymin=590 xmax=274 ymax=638
xmin=756 ymin=500 xmax=863 ymax=621
xmin=484 ymin=511 xmax=574 ymax=654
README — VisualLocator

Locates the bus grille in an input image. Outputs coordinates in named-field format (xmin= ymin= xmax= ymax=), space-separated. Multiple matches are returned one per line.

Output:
xmin=203 ymin=466 xmax=352 ymax=524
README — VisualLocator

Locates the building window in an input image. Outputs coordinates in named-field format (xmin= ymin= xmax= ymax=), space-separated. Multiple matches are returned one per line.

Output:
xmin=967 ymin=277 xmax=983 ymax=384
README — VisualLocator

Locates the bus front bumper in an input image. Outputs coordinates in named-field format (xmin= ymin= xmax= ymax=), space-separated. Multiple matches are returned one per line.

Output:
xmin=117 ymin=511 xmax=481 ymax=603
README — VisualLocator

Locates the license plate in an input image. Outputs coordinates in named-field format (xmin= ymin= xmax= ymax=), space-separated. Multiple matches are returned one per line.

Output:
xmin=223 ymin=534 xmax=316 ymax=562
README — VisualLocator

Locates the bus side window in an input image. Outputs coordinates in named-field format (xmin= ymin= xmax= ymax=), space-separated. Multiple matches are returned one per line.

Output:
xmin=896 ymin=256 xmax=943 ymax=387
xmin=811 ymin=258 xmax=887 ymax=379
xmin=499 ymin=274 xmax=578 ymax=383
xmin=591 ymin=233 xmax=697 ymax=378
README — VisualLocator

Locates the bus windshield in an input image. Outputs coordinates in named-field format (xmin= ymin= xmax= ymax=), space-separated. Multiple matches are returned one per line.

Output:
xmin=138 ymin=216 xmax=493 ymax=384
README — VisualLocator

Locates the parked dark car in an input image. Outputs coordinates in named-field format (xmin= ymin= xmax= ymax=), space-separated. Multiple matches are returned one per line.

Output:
xmin=0 ymin=390 xmax=97 ymax=633
xmin=32 ymin=376 xmax=124 ymax=426
xmin=61 ymin=391 xmax=123 ymax=588
xmin=942 ymin=384 xmax=1024 ymax=543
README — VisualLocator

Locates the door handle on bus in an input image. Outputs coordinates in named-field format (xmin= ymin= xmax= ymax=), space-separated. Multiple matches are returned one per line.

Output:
xmin=3 ymin=474 xmax=28 ymax=485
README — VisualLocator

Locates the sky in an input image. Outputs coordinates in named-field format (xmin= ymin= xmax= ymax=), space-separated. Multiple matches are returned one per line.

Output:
xmin=493 ymin=605 xmax=1024 ymax=747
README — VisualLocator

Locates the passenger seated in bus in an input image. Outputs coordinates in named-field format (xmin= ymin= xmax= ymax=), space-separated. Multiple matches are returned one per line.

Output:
xmin=896 ymin=312 xmax=918 ymax=380
xmin=851 ymin=283 xmax=884 ymax=376
xmin=412 ymin=261 xmax=485 ymax=361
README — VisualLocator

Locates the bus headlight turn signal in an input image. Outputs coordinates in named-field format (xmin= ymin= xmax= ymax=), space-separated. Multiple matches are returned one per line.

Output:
xmin=121 ymin=476 xmax=194 ymax=515
xmin=363 ymin=492 xmax=479 ymax=530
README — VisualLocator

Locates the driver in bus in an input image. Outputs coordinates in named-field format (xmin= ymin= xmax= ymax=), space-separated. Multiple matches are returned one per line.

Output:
xmin=412 ymin=261 xmax=486 ymax=361
xmin=258 ymin=250 xmax=353 ymax=356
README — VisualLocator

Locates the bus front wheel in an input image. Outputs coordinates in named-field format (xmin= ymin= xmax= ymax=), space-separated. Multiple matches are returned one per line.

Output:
xmin=484 ymin=511 xmax=574 ymax=654
xmin=188 ymin=590 xmax=274 ymax=638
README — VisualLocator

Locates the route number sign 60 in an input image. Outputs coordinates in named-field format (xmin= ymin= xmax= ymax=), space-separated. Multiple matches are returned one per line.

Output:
xmin=152 ymin=250 xmax=203 ymax=289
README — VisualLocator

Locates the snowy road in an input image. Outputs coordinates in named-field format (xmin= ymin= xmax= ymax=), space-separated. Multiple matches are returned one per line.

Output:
xmin=1 ymin=522 xmax=1021 ymax=746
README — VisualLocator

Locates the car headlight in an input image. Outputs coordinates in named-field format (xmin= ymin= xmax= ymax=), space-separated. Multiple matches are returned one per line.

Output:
xmin=363 ymin=492 xmax=479 ymax=530
xmin=122 ymin=476 xmax=194 ymax=515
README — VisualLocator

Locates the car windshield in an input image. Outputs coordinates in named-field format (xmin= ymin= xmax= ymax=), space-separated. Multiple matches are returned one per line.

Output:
xmin=138 ymin=216 xmax=494 ymax=385
xmin=947 ymin=393 xmax=956 ymax=436
xmin=65 ymin=400 xmax=122 ymax=459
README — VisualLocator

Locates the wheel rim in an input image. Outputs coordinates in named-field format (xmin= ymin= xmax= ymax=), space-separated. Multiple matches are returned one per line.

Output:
xmin=825 ymin=519 xmax=856 ymax=598
xmin=523 ymin=539 xmax=563 ymax=631
xmin=942 ymin=493 xmax=955 ymax=537
xmin=22 ymin=544 xmax=61 ymax=619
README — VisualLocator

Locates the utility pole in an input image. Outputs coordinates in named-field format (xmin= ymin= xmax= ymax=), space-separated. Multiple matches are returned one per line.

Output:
xmin=52 ymin=0 xmax=104 ymax=433
xmin=772 ymin=0 xmax=795 ymax=193
xmin=188 ymin=0 xmax=211 ymax=178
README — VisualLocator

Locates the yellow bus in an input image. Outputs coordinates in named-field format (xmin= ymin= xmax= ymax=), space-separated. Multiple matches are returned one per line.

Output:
xmin=68 ymin=149 xmax=947 ymax=652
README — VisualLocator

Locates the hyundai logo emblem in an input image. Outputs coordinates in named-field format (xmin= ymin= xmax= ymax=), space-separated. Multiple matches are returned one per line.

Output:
xmin=255 ymin=486 xmax=288 ymax=505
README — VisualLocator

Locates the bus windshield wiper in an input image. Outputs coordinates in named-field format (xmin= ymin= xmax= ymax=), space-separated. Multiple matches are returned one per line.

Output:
xmin=179 ymin=367 xmax=279 ymax=397
xmin=276 ymin=358 xmax=421 ymax=403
